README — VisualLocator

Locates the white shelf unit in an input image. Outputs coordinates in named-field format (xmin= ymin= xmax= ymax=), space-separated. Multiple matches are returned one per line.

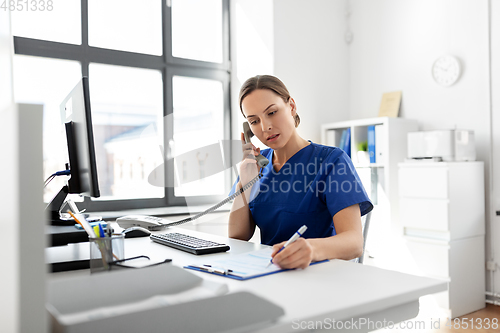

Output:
xmin=321 ymin=117 xmax=418 ymax=229
xmin=398 ymin=161 xmax=485 ymax=318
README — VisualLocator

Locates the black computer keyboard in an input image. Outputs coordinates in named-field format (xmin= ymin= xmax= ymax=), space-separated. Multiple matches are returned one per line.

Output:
xmin=150 ymin=232 xmax=230 ymax=255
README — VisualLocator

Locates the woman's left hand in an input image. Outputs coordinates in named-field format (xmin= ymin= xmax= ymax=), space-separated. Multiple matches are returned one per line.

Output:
xmin=270 ymin=238 xmax=314 ymax=269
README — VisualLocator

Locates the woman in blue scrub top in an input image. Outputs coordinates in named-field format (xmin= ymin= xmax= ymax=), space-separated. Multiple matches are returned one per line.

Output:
xmin=228 ymin=75 xmax=373 ymax=270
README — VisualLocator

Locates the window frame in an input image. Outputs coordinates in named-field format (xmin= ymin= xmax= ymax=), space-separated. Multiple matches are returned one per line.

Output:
xmin=13 ymin=0 xmax=232 ymax=212
xmin=166 ymin=66 xmax=232 ymax=206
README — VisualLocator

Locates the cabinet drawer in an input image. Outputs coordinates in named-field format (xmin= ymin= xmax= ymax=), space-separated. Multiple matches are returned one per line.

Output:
xmin=399 ymin=166 xmax=448 ymax=199
xmin=405 ymin=238 xmax=450 ymax=278
xmin=400 ymin=198 xmax=449 ymax=231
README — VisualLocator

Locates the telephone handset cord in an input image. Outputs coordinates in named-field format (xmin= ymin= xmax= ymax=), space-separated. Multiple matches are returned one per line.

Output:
xmin=151 ymin=171 xmax=264 ymax=230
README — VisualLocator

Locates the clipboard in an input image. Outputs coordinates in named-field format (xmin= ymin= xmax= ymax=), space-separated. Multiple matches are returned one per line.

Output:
xmin=184 ymin=248 xmax=328 ymax=281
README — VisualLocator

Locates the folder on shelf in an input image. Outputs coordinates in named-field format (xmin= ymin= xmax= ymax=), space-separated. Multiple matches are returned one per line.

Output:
xmin=344 ymin=128 xmax=351 ymax=157
xmin=368 ymin=125 xmax=376 ymax=163
xmin=185 ymin=248 xmax=328 ymax=281
xmin=339 ymin=129 xmax=347 ymax=150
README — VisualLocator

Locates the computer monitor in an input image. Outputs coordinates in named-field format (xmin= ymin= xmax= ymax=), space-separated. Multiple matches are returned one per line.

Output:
xmin=47 ymin=77 xmax=100 ymax=225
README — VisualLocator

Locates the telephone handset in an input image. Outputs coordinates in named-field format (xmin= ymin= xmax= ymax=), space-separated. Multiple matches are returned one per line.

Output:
xmin=242 ymin=122 xmax=269 ymax=168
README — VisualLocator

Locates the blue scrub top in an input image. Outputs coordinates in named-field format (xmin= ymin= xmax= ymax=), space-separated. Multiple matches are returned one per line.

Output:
xmin=230 ymin=142 xmax=373 ymax=246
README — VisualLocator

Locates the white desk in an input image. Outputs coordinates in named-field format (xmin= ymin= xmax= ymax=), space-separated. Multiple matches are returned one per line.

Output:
xmin=46 ymin=227 xmax=447 ymax=332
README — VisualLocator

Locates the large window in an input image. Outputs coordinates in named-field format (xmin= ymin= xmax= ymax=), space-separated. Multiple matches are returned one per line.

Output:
xmin=12 ymin=0 xmax=231 ymax=211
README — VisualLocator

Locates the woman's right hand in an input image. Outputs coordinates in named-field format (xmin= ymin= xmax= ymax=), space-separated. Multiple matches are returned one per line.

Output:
xmin=239 ymin=132 xmax=261 ymax=187
xmin=227 ymin=133 xmax=260 ymax=240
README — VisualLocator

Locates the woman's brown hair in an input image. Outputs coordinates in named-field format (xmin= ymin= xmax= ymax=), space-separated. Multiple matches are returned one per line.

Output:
xmin=238 ymin=75 xmax=300 ymax=127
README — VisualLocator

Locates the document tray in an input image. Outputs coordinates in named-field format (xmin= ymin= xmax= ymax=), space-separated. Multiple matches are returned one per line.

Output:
xmin=47 ymin=264 xmax=284 ymax=333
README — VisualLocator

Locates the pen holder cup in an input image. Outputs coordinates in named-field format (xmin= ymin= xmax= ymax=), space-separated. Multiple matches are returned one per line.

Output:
xmin=89 ymin=234 xmax=125 ymax=274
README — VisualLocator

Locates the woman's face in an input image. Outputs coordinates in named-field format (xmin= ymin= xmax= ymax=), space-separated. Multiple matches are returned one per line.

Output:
xmin=241 ymin=89 xmax=296 ymax=150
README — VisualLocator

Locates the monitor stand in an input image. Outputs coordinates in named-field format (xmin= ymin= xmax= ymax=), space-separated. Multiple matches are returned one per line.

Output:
xmin=46 ymin=185 xmax=101 ymax=225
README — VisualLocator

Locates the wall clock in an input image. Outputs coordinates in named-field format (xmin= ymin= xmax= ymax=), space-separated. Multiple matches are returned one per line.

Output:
xmin=432 ymin=55 xmax=461 ymax=87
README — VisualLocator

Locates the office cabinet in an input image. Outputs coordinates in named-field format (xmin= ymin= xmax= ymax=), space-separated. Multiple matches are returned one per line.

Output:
xmin=321 ymin=117 xmax=418 ymax=256
xmin=399 ymin=162 xmax=485 ymax=318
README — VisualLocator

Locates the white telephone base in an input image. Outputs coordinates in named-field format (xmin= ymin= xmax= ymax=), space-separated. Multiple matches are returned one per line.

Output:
xmin=116 ymin=215 xmax=170 ymax=230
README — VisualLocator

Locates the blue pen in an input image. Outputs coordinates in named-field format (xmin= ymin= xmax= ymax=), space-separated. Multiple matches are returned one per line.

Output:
xmin=267 ymin=225 xmax=308 ymax=267
xmin=98 ymin=223 xmax=105 ymax=238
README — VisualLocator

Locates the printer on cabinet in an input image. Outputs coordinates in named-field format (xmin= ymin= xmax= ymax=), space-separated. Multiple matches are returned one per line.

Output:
xmin=407 ymin=130 xmax=476 ymax=162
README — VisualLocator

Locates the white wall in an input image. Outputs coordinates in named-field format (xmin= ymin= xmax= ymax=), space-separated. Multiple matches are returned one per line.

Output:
xmin=0 ymin=12 xmax=14 ymax=111
xmin=273 ymin=0 xmax=350 ymax=143
xmin=230 ymin=0 xmax=274 ymax=144
xmin=349 ymin=0 xmax=490 ymax=159
xmin=232 ymin=0 xmax=349 ymax=144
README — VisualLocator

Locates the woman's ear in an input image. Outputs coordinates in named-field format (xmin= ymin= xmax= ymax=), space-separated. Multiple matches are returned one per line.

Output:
xmin=289 ymin=98 xmax=297 ymax=116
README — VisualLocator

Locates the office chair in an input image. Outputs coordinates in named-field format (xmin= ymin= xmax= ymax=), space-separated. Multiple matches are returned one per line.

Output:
xmin=357 ymin=211 xmax=372 ymax=264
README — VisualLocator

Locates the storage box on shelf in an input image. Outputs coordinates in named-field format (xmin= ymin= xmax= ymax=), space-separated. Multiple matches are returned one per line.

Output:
xmin=398 ymin=161 xmax=485 ymax=318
